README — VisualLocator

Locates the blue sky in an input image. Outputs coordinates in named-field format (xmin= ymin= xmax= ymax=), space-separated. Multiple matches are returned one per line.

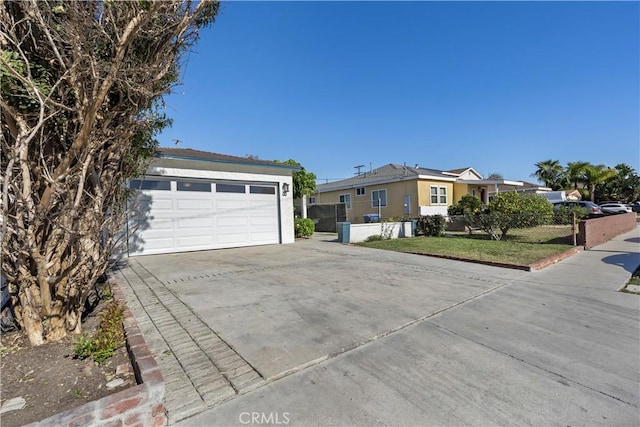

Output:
xmin=157 ymin=1 xmax=639 ymax=184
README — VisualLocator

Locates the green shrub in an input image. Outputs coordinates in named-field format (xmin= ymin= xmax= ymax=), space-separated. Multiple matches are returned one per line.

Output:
xmin=295 ymin=217 xmax=315 ymax=238
xmin=364 ymin=234 xmax=384 ymax=242
xmin=466 ymin=192 xmax=554 ymax=240
xmin=448 ymin=194 xmax=482 ymax=216
xmin=419 ymin=215 xmax=447 ymax=236
xmin=73 ymin=302 xmax=125 ymax=365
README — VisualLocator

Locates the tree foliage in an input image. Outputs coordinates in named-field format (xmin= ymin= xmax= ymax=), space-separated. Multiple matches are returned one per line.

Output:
xmin=1 ymin=0 xmax=219 ymax=345
xmin=582 ymin=164 xmax=617 ymax=202
xmin=531 ymin=160 xmax=564 ymax=190
xmin=532 ymin=160 xmax=633 ymax=202
xmin=467 ymin=192 xmax=553 ymax=241
xmin=282 ymin=159 xmax=316 ymax=199
xmin=599 ymin=164 xmax=640 ymax=203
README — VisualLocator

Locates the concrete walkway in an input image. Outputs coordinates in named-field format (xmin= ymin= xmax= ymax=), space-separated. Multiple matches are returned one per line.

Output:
xmin=115 ymin=228 xmax=640 ymax=425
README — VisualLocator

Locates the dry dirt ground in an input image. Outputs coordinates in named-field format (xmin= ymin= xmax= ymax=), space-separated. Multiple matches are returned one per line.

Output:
xmin=0 ymin=294 xmax=135 ymax=427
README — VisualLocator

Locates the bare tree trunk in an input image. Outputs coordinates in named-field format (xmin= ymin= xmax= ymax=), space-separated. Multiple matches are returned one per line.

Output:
xmin=1 ymin=0 xmax=220 ymax=345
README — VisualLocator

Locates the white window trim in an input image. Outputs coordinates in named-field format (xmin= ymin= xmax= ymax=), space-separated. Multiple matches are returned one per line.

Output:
xmin=371 ymin=189 xmax=387 ymax=208
xmin=339 ymin=193 xmax=352 ymax=210
xmin=356 ymin=187 xmax=366 ymax=196
xmin=309 ymin=196 xmax=316 ymax=204
xmin=430 ymin=185 xmax=448 ymax=205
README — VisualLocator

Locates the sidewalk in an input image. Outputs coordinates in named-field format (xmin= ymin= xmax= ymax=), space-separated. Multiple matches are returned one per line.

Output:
xmin=525 ymin=224 xmax=640 ymax=291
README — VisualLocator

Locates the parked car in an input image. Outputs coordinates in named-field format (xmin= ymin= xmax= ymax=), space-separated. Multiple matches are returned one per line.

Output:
xmin=552 ymin=201 xmax=604 ymax=218
xmin=599 ymin=203 xmax=632 ymax=214
xmin=628 ymin=202 xmax=640 ymax=213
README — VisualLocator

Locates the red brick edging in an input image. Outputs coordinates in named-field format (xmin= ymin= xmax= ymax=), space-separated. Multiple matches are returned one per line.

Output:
xmin=30 ymin=279 xmax=166 ymax=427
xmin=388 ymin=246 xmax=582 ymax=272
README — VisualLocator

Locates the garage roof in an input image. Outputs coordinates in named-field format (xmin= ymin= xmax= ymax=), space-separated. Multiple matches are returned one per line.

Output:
xmin=156 ymin=148 xmax=300 ymax=170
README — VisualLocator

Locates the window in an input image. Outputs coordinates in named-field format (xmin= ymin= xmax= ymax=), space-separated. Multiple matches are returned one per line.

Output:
xmin=339 ymin=193 xmax=352 ymax=210
xmin=372 ymin=189 xmax=387 ymax=208
xmin=250 ymin=185 xmax=276 ymax=194
xmin=356 ymin=187 xmax=366 ymax=196
xmin=309 ymin=196 xmax=316 ymax=204
xmin=129 ymin=179 xmax=171 ymax=191
xmin=216 ymin=183 xmax=245 ymax=193
xmin=430 ymin=186 xmax=447 ymax=205
xmin=429 ymin=186 xmax=448 ymax=205
xmin=472 ymin=189 xmax=477 ymax=197
xmin=177 ymin=181 xmax=211 ymax=192
xmin=439 ymin=187 xmax=447 ymax=204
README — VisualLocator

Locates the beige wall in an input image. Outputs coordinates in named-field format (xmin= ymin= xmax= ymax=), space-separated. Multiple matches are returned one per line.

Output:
xmin=315 ymin=180 xmax=419 ymax=223
xmin=417 ymin=180 xmax=454 ymax=207
xmin=316 ymin=178 xmax=488 ymax=222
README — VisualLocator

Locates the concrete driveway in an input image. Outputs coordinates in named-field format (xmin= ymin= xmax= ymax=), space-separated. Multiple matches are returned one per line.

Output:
xmin=116 ymin=230 xmax=640 ymax=426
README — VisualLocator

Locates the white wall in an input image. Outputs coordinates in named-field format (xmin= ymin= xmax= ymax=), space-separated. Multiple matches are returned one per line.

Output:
xmin=147 ymin=166 xmax=295 ymax=245
xmin=347 ymin=221 xmax=412 ymax=243
xmin=419 ymin=206 xmax=448 ymax=216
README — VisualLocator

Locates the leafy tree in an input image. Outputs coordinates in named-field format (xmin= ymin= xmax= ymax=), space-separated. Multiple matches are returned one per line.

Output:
xmin=598 ymin=163 xmax=640 ymax=203
xmin=565 ymin=161 xmax=590 ymax=189
xmin=469 ymin=192 xmax=553 ymax=240
xmin=1 ymin=1 xmax=219 ymax=345
xmin=531 ymin=160 xmax=564 ymax=190
xmin=487 ymin=172 xmax=503 ymax=179
xmin=448 ymin=194 xmax=482 ymax=216
xmin=282 ymin=159 xmax=316 ymax=199
xmin=583 ymin=164 xmax=617 ymax=202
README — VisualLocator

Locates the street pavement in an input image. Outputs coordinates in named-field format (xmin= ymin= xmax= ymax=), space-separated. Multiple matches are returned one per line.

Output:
xmin=116 ymin=227 xmax=640 ymax=426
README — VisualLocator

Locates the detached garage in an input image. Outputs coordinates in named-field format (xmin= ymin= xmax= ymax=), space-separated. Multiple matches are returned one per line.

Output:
xmin=127 ymin=148 xmax=297 ymax=256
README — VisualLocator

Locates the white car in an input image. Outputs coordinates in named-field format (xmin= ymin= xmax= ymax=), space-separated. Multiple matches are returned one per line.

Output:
xmin=598 ymin=203 xmax=632 ymax=214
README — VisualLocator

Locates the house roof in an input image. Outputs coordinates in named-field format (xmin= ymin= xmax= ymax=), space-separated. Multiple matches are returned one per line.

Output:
xmin=316 ymin=163 xmax=457 ymax=193
xmin=446 ymin=167 xmax=471 ymax=174
xmin=491 ymin=181 xmax=551 ymax=192
xmin=443 ymin=167 xmax=484 ymax=179
xmin=155 ymin=148 xmax=299 ymax=169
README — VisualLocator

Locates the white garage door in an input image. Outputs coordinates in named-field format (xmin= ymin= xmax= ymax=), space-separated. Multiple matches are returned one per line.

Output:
xmin=127 ymin=178 xmax=280 ymax=255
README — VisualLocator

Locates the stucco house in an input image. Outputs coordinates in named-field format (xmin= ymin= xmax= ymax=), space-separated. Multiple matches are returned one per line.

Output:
xmin=126 ymin=148 xmax=298 ymax=256
xmin=313 ymin=164 xmax=524 ymax=223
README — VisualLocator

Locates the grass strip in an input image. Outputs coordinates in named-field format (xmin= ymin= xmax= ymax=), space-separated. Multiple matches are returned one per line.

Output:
xmin=357 ymin=236 xmax=572 ymax=266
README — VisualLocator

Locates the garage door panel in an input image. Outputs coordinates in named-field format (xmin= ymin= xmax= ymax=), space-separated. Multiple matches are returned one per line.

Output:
xmin=251 ymin=231 xmax=279 ymax=242
xmin=177 ymin=198 xmax=213 ymax=210
xmin=216 ymin=199 xmax=248 ymax=210
xmin=177 ymin=235 xmax=214 ymax=247
xmin=143 ymin=218 xmax=173 ymax=230
xmin=176 ymin=216 xmax=214 ymax=228
xmin=129 ymin=180 xmax=281 ymax=255
xmin=250 ymin=215 xmax=278 ymax=226
xmin=135 ymin=198 xmax=173 ymax=211
xmin=217 ymin=216 xmax=249 ymax=226
xmin=140 ymin=237 xmax=175 ymax=252
xmin=217 ymin=232 xmax=251 ymax=245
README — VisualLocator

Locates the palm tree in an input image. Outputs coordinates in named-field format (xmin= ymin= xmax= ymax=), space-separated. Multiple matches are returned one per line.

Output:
xmin=565 ymin=161 xmax=590 ymax=189
xmin=532 ymin=160 xmax=564 ymax=190
xmin=583 ymin=164 xmax=617 ymax=202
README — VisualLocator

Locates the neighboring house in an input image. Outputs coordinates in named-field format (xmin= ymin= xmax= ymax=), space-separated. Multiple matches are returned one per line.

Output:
xmin=489 ymin=182 xmax=582 ymax=202
xmin=313 ymin=164 xmax=524 ymax=223
xmin=127 ymin=148 xmax=298 ymax=256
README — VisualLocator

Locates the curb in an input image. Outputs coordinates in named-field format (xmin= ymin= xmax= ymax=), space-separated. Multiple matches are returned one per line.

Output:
xmin=399 ymin=246 xmax=582 ymax=272
xmin=528 ymin=246 xmax=583 ymax=271
xmin=30 ymin=278 xmax=167 ymax=427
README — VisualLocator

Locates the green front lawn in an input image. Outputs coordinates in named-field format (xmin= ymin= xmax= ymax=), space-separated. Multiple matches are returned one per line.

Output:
xmin=357 ymin=236 xmax=573 ymax=266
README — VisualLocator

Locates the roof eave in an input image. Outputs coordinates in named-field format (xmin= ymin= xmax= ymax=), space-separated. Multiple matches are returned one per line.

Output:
xmin=155 ymin=153 xmax=301 ymax=170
